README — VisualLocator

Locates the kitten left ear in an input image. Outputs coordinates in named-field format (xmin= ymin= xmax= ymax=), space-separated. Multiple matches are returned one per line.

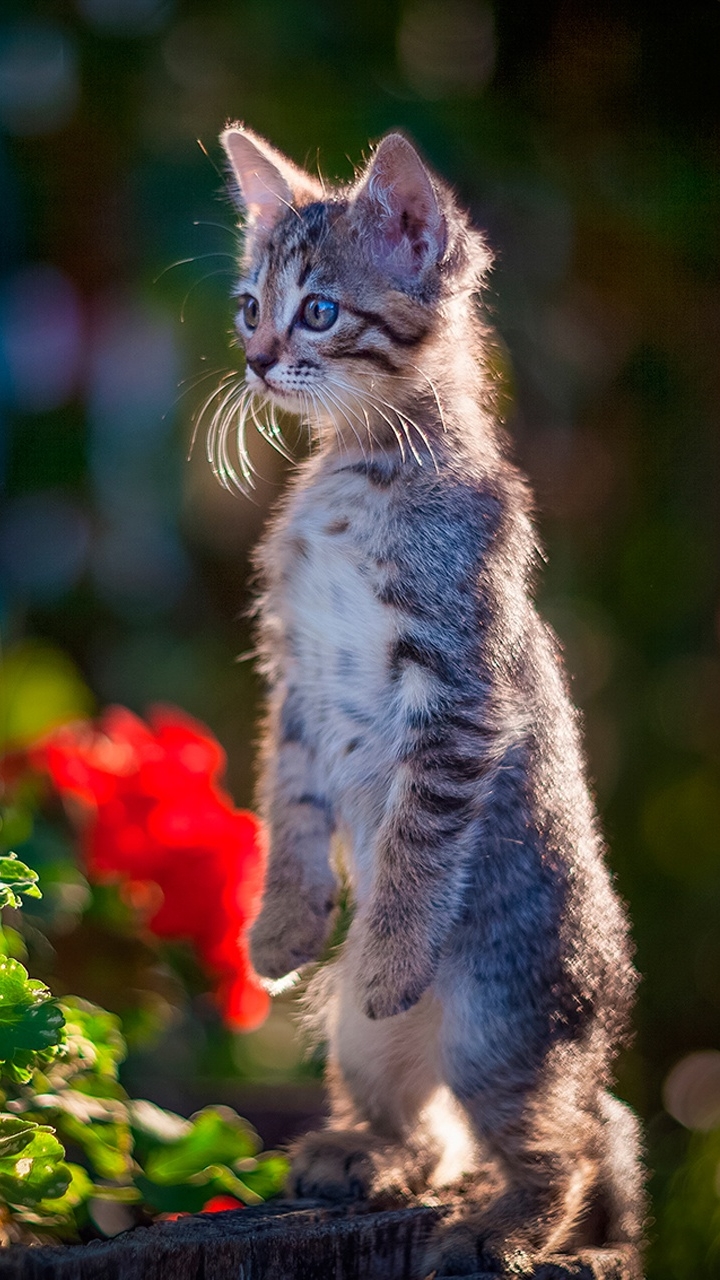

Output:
xmin=221 ymin=124 xmax=324 ymax=241
xmin=352 ymin=133 xmax=447 ymax=282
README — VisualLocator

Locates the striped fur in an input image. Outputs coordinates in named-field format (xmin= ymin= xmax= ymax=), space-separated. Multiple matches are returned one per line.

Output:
xmin=218 ymin=126 xmax=644 ymax=1272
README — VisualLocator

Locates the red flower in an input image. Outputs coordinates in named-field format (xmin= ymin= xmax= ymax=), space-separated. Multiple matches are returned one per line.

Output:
xmin=201 ymin=1196 xmax=244 ymax=1213
xmin=34 ymin=706 xmax=269 ymax=1031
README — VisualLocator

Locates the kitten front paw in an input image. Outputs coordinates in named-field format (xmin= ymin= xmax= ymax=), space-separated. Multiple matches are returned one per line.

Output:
xmin=249 ymin=892 xmax=334 ymax=979
xmin=289 ymin=1130 xmax=377 ymax=1201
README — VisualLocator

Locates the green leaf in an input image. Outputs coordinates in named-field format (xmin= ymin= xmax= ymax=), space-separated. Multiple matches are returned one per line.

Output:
xmin=0 ymin=854 xmax=41 ymax=910
xmin=0 ymin=1115 xmax=42 ymax=1159
xmin=58 ymin=1114 xmax=134 ymax=1181
xmin=1 ymin=1043 xmax=63 ymax=1086
xmin=59 ymin=998 xmax=126 ymax=1080
xmin=144 ymin=1107 xmax=258 ymax=1185
xmin=0 ymin=959 xmax=65 ymax=1068
xmin=0 ymin=1123 xmax=71 ymax=1206
xmin=134 ymin=1173 xmax=213 ymax=1217
xmin=0 ymin=927 xmax=28 ymax=962
xmin=189 ymin=1162 xmax=263 ymax=1205
xmin=89 ymin=1183 xmax=141 ymax=1204
xmin=35 ymin=1162 xmax=94 ymax=1215
xmin=239 ymin=1153 xmax=290 ymax=1200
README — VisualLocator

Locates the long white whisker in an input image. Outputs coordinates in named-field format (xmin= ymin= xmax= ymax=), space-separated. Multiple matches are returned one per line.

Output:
xmin=359 ymin=384 xmax=439 ymax=472
xmin=208 ymin=383 xmax=242 ymax=491
xmin=192 ymin=372 xmax=238 ymax=463
xmin=152 ymin=252 xmax=236 ymax=286
xmin=186 ymin=369 xmax=235 ymax=459
xmin=251 ymin=397 xmax=295 ymax=463
xmin=404 ymin=360 xmax=447 ymax=434
xmin=210 ymin=380 xmax=254 ymax=493
xmin=233 ymin=387 xmax=259 ymax=492
xmin=321 ymin=384 xmax=370 ymax=461
xmin=314 ymin=386 xmax=349 ymax=457
xmin=325 ymin=379 xmax=387 ymax=460
xmin=332 ymin=376 xmax=411 ymax=464
xmin=327 ymin=373 xmax=409 ymax=463
xmin=192 ymin=219 xmax=240 ymax=237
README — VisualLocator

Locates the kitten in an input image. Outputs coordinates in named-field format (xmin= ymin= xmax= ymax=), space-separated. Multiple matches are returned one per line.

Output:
xmin=217 ymin=124 xmax=644 ymax=1274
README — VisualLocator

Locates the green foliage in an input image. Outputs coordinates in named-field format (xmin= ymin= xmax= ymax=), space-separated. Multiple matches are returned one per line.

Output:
xmin=0 ymin=855 xmax=41 ymax=911
xmin=0 ymin=954 xmax=66 ymax=1084
xmin=651 ymin=1128 xmax=720 ymax=1280
xmin=141 ymin=1106 xmax=272 ymax=1207
xmin=0 ymin=1117 xmax=70 ymax=1208
xmin=134 ymin=1104 xmax=285 ymax=1214
xmin=0 ymin=853 xmax=287 ymax=1242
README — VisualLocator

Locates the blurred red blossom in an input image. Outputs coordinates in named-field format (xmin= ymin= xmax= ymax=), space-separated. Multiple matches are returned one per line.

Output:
xmin=201 ymin=1196 xmax=244 ymax=1213
xmin=31 ymin=706 xmax=269 ymax=1031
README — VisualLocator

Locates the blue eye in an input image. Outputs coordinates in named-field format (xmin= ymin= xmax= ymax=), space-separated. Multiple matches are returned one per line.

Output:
xmin=301 ymin=297 xmax=339 ymax=331
xmin=238 ymin=294 xmax=259 ymax=330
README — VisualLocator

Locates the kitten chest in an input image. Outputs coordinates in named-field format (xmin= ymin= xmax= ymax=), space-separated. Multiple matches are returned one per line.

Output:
xmin=264 ymin=474 xmax=399 ymax=884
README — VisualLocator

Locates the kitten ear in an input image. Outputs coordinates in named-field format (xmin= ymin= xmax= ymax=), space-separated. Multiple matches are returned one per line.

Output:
xmin=353 ymin=133 xmax=447 ymax=282
xmin=221 ymin=124 xmax=324 ymax=240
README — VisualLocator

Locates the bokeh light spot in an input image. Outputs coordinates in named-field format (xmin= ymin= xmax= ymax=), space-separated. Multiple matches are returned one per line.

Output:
xmin=0 ymin=265 xmax=83 ymax=413
xmin=398 ymin=0 xmax=496 ymax=98
xmin=664 ymin=1052 xmax=720 ymax=1132
xmin=0 ymin=22 xmax=79 ymax=135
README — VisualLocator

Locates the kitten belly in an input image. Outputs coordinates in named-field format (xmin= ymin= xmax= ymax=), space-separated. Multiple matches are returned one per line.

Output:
xmin=282 ymin=527 xmax=396 ymax=899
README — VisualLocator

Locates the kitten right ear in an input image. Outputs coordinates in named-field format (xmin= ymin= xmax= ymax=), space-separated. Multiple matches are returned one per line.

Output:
xmin=221 ymin=125 xmax=324 ymax=241
xmin=351 ymin=133 xmax=447 ymax=284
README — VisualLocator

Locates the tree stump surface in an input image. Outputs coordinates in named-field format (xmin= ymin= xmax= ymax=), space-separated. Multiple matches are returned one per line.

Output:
xmin=0 ymin=1201 xmax=642 ymax=1279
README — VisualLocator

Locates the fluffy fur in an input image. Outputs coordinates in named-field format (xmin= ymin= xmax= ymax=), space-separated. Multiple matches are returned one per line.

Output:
xmin=217 ymin=124 xmax=644 ymax=1274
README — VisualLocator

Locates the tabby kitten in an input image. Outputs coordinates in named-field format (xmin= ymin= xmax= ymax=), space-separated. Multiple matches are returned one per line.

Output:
xmin=218 ymin=124 xmax=644 ymax=1274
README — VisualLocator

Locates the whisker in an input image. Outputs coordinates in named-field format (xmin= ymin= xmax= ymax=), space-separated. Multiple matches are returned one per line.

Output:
xmin=209 ymin=380 xmax=253 ymax=493
xmin=153 ymin=251 xmax=236 ymax=286
xmin=321 ymin=384 xmax=370 ymax=462
xmin=229 ymin=387 xmax=258 ymax=493
xmin=193 ymin=219 xmax=240 ymax=238
xmin=250 ymin=398 xmax=295 ymax=464
xmin=197 ymin=136 xmax=225 ymax=180
xmin=326 ymin=378 xmax=386 ymax=460
xmin=166 ymin=365 xmax=230 ymax=432
xmin=359 ymin=384 xmax=439 ymax=472
xmin=404 ymin=361 xmax=447 ymax=434
xmin=191 ymin=372 xmax=238 ymax=462
xmin=330 ymin=375 xmax=407 ymax=464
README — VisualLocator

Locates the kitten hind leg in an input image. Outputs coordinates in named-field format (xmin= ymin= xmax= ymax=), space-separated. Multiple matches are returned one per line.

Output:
xmin=290 ymin=955 xmax=444 ymax=1202
xmin=427 ymin=974 xmax=629 ymax=1272
xmin=426 ymin=1076 xmax=645 ymax=1275
xmin=572 ymin=1091 xmax=646 ymax=1249
xmin=425 ymin=1084 xmax=603 ymax=1275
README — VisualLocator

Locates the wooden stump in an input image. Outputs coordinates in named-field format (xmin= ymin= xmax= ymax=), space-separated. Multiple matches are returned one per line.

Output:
xmin=0 ymin=1202 xmax=642 ymax=1279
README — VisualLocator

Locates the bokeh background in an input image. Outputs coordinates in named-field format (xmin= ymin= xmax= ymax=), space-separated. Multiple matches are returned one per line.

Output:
xmin=0 ymin=0 xmax=719 ymax=1272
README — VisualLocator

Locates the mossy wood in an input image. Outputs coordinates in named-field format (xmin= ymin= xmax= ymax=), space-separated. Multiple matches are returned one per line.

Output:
xmin=0 ymin=1201 xmax=641 ymax=1278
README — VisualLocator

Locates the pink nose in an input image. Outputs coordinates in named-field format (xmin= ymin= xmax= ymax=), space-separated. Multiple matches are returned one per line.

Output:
xmin=247 ymin=353 xmax=278 ymax=378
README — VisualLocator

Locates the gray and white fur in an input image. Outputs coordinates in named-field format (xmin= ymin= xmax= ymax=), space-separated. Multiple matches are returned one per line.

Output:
xmin=217 ymin=124 xmax=644 ymax=1274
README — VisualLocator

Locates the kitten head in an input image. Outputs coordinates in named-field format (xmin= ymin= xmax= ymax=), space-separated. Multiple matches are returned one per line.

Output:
xmin=219 ymin=125 xmax=490 ymax=452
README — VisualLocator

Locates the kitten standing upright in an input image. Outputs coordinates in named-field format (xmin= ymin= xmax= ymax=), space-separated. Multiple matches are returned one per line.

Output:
xmin=217 ymin=124 xmax=644 ymax=1273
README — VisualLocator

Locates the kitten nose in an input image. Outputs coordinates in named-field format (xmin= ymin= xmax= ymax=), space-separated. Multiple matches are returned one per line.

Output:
xmin=247 ymin=352 xmax=278 ymax=378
